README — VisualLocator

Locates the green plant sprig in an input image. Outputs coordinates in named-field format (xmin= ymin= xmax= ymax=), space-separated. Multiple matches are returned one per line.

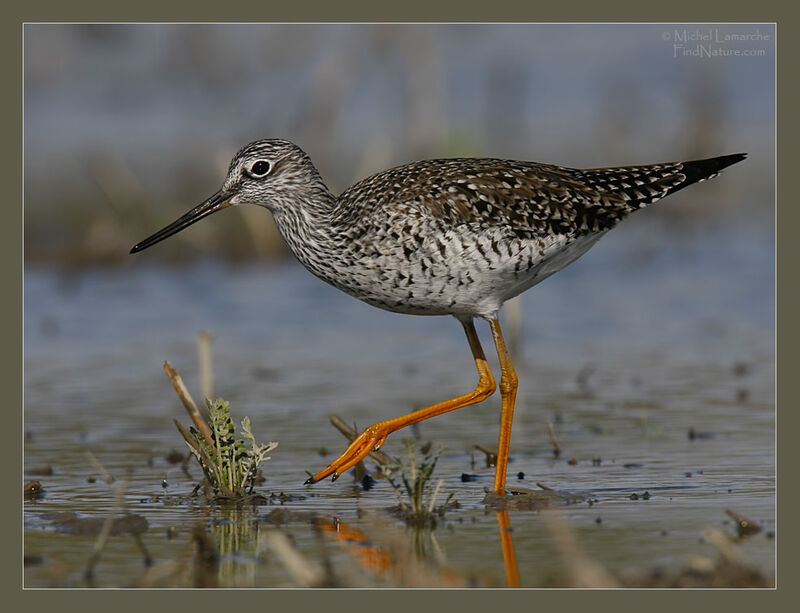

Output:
xmin=180 ymin=398 xmax=278 ymax=499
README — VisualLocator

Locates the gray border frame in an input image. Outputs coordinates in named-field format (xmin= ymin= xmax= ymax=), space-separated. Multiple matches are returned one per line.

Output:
xmin=8 ymin=4 xmax=789 ymax=609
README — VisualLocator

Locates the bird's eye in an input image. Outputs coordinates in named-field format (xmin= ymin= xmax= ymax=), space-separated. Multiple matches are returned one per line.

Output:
xmin=249 ymin=160 xmax=272 ymax=178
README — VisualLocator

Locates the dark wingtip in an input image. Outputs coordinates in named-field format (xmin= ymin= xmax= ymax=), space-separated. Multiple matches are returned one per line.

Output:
xmin=706 ymin=152 xmax=748 ymax=171
xmin=666 ymin=152 xmax=747 ymax=197
xmin=683 ymin=152 xmax=748 ymax=176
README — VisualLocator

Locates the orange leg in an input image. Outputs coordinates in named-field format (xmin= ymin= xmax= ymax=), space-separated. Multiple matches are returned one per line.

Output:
xmin=489 ymin=318 xmax=518 ymax=496
xmin=496 ymin=510 xmax=520 ymax=587
xmin=306 ymin=319 xmax=496 ymax=484
xmin=317 ymin=518 xmax=391 ymax=574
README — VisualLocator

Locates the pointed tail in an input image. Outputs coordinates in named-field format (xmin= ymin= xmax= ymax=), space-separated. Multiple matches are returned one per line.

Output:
xmin=664 ymin=152 xmax=747 ymax=197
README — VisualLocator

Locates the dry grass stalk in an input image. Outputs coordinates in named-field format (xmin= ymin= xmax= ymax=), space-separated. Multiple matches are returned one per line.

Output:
xmin=163 ymin=360 xmax=214 ymax=448
xmin=263 ymin=531 xmax=324 ymax=587
xmin=547 ymin=421 xmax=561 ymax=458
xmin=541 ymin=508 xmax=619 ymax=588
xmin=197 ymin=332 xmax=214 ymax=402
xmin=82 ymin=451 xmax=152 ymax=581
xmin=474 ymin=444 xmax=497 ymax=467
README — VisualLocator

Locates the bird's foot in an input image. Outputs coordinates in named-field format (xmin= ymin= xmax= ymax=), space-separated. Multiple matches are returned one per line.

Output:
xmin=304 ymin=424 xmax=388 ymax=485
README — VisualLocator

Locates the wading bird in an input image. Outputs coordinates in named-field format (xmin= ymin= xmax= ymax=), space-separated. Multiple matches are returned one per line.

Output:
xmin=131 ymin=139 xmax=745 ymax=495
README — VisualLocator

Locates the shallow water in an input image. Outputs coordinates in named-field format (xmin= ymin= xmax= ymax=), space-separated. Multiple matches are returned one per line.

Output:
xmin=23 ymin=218 xmax=775 ymax=587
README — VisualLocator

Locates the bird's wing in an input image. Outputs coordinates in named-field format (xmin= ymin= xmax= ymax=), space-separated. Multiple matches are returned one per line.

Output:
xmin=336 ymin=158 xmax=625 ymax=239
xmin=334 ymin=154 xmax=743 ymax=246
xmin=335 ymin=156 xmax=713 ymax=243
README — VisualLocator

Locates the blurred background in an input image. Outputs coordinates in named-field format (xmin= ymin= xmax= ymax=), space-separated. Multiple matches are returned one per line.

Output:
xmin=24 ymin=23 xmax=774 ymax=266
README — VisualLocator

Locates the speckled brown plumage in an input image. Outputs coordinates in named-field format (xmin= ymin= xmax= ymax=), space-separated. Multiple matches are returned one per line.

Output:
xmin=132 ymin=141 xmax=745 ymax=320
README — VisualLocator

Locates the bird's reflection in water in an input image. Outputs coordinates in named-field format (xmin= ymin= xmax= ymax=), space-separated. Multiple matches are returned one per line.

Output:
xmin=496 ymin=510 xmax=520 ymax=588
xmin=317 ymin=512 xmax=522 ymax=587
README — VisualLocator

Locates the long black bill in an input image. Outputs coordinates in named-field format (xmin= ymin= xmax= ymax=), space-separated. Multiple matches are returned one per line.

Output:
xmin=130 ymin=190 xmax=231 ymax=254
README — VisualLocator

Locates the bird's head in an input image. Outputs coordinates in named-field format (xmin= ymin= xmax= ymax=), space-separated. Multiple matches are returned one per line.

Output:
xmin=130 ymin=138 xmax=327 ymax=254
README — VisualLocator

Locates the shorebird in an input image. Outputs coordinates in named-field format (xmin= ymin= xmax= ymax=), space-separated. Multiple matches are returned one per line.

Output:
xmin=131 ymin=139 xmax=745 ymax=495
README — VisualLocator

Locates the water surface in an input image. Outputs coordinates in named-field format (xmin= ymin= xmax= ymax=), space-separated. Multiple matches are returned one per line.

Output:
xmin=23 ymin=219 xmax=775 ymax=587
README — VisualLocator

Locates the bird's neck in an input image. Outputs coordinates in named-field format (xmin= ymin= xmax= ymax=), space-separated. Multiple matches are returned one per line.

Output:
xmin=270 ymin=186 xmax=340 ymax=275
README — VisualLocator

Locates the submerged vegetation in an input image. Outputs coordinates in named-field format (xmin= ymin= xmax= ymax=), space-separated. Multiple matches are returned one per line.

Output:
xmin=386 ymin=440 xmax=457 ymax=528
xmin=178 ymin=398 xmax=277 ymax=500
xmin=165 ymin=360 xmax=277 ymax=502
